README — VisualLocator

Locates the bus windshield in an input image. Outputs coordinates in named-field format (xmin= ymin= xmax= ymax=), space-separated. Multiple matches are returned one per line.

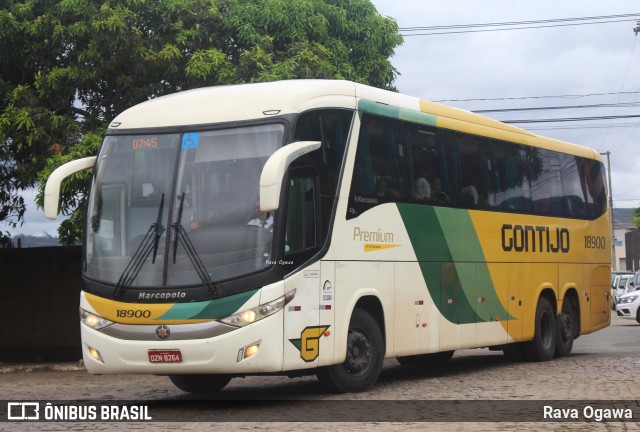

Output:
xmin=85 ymin=124 xmax=284 ymax=288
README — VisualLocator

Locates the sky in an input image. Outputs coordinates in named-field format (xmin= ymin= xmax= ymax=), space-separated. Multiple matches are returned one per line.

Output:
xmin=8 ymin=0 xmax=640 ymax=236
xmin=371 ymin=0 xmax=640 ymax=207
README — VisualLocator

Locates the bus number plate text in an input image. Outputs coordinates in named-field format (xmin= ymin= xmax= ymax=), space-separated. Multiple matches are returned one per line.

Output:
xmin=148 ymin=349 xmax=182 ymax=363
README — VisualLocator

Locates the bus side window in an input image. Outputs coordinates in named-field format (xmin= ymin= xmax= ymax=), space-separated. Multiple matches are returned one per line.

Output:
xmin=530 ymin=149 xmax=562 ymax=216
xmin=348 ymin=115 xmax=409 ymax=218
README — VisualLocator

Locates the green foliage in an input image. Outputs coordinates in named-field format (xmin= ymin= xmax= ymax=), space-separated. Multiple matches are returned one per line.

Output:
xmin=1 ymin=0 xmax=403 ymax=245
xmin=633 ymin=208 xmax=640 ymax=230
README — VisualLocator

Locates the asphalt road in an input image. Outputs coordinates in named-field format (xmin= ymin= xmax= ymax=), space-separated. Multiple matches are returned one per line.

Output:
xmin=1 ymin=315 xmax=639 ymax=431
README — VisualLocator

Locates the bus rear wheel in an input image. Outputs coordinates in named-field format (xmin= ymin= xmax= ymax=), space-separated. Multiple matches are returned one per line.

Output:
xmin=522 ymin=296 xmax=556 ymax=361
xmin=316 ymin=309 xmax=384 ymax=393
xmin=169 ymin=374 xmax=231 ymax=394
xmin=555 ymin=297 xmax=576 ymax=357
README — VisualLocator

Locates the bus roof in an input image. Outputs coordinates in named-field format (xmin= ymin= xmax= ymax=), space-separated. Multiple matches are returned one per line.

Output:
xmin=109 ymin=79 xmax=601 ymax=161
xmin=109 ymin=80 xmax=358 ymax=130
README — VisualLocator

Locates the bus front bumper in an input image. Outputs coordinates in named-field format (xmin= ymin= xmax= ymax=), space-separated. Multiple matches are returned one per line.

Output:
xmin=80 ymin=312 xmax=284 ymax=375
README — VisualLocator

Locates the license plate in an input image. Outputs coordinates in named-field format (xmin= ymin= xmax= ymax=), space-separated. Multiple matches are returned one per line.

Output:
xmin=148 ymin=349 xmax=182 ymax=363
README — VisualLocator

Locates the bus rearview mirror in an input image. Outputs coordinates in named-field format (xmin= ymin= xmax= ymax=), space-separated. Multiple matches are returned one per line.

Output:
xmin=44 ymin=156 xmax=97 ymax=219
xmin=259 ymin=141 xmax=321 ymax=212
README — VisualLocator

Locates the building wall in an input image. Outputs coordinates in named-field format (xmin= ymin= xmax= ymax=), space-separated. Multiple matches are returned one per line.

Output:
xmin=0 ymin=246 xmax=83 ymax=362
xmin=614 ymin=227 xmax=634 ymax=271
xmin=625 ymin=230 xmax=640 ymax=272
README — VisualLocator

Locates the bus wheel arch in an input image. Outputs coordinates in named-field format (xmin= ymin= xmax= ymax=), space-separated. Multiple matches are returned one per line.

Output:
xmin=316 ymin=296 xmax=386 ymax=393
xmin=522 ymin=290 xmax=557 ymax=362
xmin=352 ymin=296 xmax=386 ymax=349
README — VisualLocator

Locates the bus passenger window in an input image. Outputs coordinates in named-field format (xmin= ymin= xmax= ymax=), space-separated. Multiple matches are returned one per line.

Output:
xmin=451 ymin=135 xmax=487 ymax=208
xmin=410 ymin=129 xmax=438 ymax=203
xmin=348 ymin=115 xmax=409 ymax=218
xmin=530 ymin=149 xmax=561 ymax=216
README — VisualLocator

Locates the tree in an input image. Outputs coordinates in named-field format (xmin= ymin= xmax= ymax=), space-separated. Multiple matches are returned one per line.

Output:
xmin=0 ymin=0 xmax=403 ymax=245
xmin=633 ymin=207 xmax=640 ymax=230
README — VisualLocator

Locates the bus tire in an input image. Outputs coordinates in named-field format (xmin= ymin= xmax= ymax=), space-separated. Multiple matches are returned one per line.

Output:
xmin=169 ymin=374 xmax=231 ymax=394
xmin=316 ymin=309 xmax=384 ymax=393
xmin=397 ymin=350 xmax=454 ymax=367
xmin=522 ymin=296 xmax=556 ymax=362
xmin=555 ymin=298 xmax=576 ymax=358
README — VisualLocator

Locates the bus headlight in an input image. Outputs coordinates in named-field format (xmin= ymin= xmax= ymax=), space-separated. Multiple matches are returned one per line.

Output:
xmin=220 ymin=289 xmax=296 ymax=327
xmin=80 ymin=308 xmax=114 ymax=330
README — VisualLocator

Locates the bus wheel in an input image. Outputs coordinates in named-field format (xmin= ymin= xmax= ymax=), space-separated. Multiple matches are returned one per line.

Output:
xmin=555 ymin=298 xmax=575 ymax=357
xmin=169 ymin=374 xmax=231 ymax=394
xmin=397 ymin=351 xmax=454 ymax=367
xmin=316 ymin=309 xmax=384 ymax=393
xmin=522 ymin=296 xmax=556 ymax=361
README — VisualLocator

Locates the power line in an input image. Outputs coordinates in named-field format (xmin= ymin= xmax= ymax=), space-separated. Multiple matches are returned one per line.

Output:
xmin=474 ymin=102 xmax=640 ymax=114
xmin=615 ymin=181 xmax=640 ymax=198
xmin=612 ymin=83 xmax=640 ymax=154
xmin=503 ymin=114 xmax=640 ymax=124
xmin=435 ymin=91 xmax=640 ymax=103
xmin=525 ymin=123 xmax=640 ymax=131
xmin=402 ymin=19 xmax=639 ymax=36
xmin=400 ymin=13 xmax=640 ymax=31
xmin=600 ymin=35 xmax=639 ymax=152
xmin=400 ymin=13 xmax=640 ymax=36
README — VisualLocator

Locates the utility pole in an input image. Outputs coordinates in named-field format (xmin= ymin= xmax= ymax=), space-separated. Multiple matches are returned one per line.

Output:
xmin=600 ymin=151 xmax=615 ymax=270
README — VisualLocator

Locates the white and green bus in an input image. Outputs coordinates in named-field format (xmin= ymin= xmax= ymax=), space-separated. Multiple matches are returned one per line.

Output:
xmin=45 ymin=80 xmax=611 ymax=393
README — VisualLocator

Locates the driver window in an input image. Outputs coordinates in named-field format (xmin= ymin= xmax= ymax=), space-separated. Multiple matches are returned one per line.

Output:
xmin=285 ymin=175 xmax=318 ymax=255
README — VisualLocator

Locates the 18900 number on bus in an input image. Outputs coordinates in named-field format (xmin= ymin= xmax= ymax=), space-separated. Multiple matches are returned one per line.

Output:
xmin=584 ymin=236 xmax=606 ymax=249
xmin=116 ymin=309 xmax=151 ymax=318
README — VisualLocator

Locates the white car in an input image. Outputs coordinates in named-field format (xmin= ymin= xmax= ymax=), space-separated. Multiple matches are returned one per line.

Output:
xmin=611 ymin=274 xmax=633 ymax=308
xmin=616 ymin=289 xmax=640 ymax=323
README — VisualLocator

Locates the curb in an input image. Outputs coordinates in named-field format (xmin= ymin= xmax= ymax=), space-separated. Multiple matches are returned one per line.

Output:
xmin=0 ymin=360 xmax=85 ymax=374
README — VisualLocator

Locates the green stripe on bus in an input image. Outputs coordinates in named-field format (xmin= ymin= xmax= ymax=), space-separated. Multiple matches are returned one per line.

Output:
xmin=157 ymin=289 xmax=259 ymax=320
xmin=358 ymin=99 xmax=437 ymax=126
xmin=397 ymin=204 xmax=512 ymax=324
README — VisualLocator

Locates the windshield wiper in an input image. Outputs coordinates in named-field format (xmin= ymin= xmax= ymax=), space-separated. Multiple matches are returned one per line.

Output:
xmin=113 ymin=193 xmax=165 ymax=297
xmin=172 ymin=193 xmax=217 ymax=296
